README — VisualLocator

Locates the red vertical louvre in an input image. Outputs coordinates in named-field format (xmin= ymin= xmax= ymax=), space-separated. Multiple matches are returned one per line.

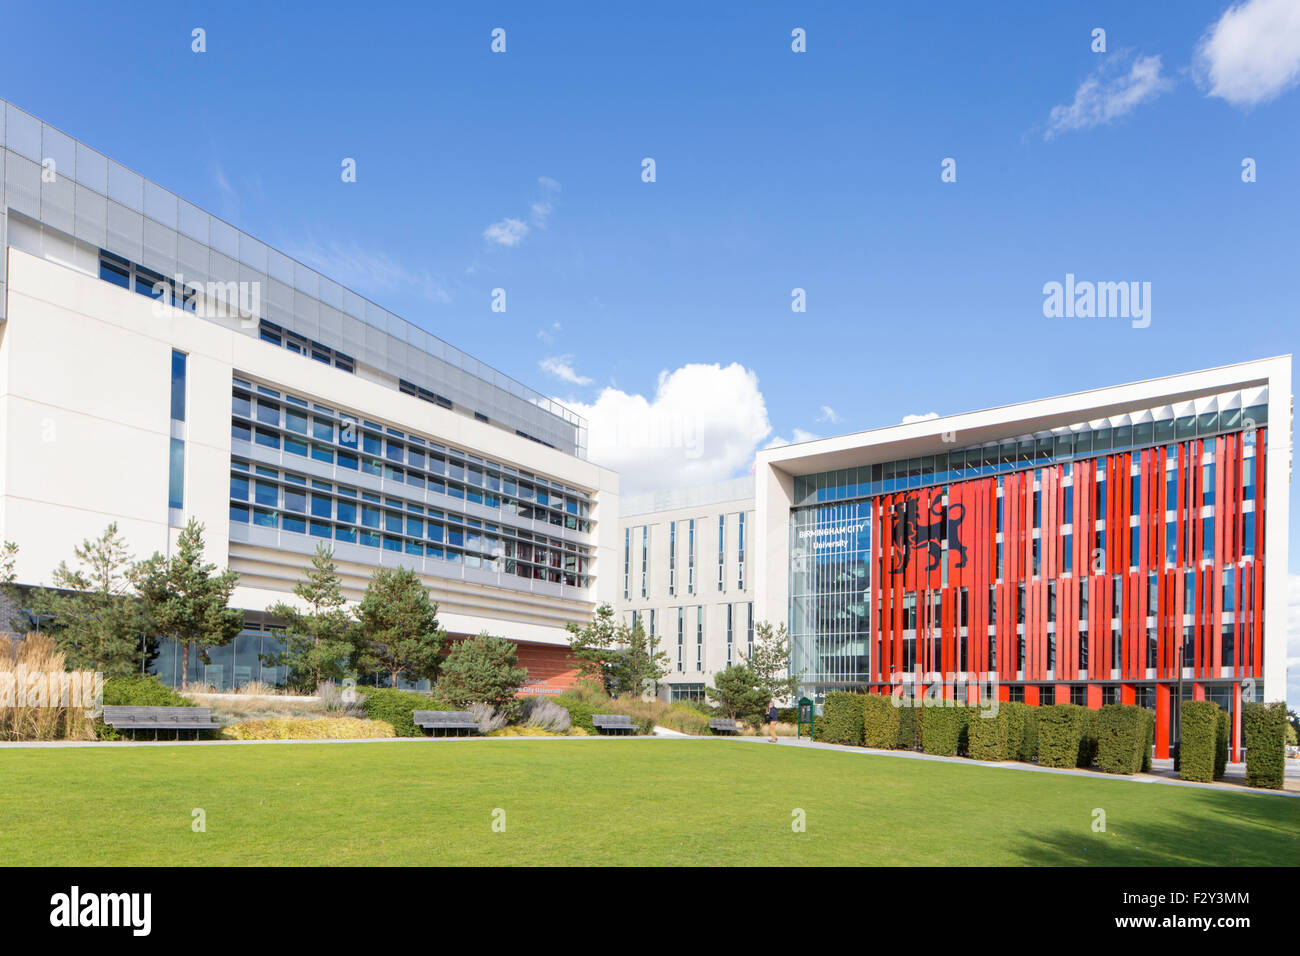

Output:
xmin=1176 ymin=442 xmax=1186 ymax=570
xmin=1253 ymin=430 xmax=1266 ymax=679
xmin=1137 ymin=451 xmax=1151 ymax=682
xmin=874 ymin=499 xmax=886 ymax=684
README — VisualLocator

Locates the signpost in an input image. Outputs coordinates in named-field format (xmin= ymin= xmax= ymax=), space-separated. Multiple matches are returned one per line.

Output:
xmin=797 ymin=696 xmax=814 ymax=741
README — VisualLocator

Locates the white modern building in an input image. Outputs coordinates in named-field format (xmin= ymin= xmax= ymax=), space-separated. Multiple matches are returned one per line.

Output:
xmin=617 ymin=477 xmax=755 ymax=701
xmin=0 ymin=98 xmax=619 ymax=692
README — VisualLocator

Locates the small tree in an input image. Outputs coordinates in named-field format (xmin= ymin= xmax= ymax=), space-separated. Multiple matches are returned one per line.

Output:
xmin=265 ymin=545 xmax=355 ymax=691
xmin=434 ymin=632 xmax=528 ymax=713
xmin=707 ymin=664 xmax=769 ymax=725
xmin=32 ymin=524 xmax=145 ymax=676
xmin=564 ymin=602 xmax=619 ymax=691
xmin=742 ymin=620 xmax=802 ymax=704
xmin=606 ymin=619 xmax=669 ymax=698
xmin=353 ymin=566 xmax=445 ymax=687
xmin=130 ymin=519 xmax=243 ymax=685
xmin=0 ymin=539 xmax=22 ymax=632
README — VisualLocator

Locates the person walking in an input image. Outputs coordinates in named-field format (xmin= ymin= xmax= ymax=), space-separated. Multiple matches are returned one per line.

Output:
xmin=767 ymin=700 xmax=779 ymax=742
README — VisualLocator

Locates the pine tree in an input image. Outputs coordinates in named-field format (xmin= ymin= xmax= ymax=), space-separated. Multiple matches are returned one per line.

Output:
xmin=130 ymin=519 xmax=243 ymax=685
xmin=353 ymin=566 xmax=446 ymax=687
xmin=265 ymin=544 xmax=355 ymax=691
xmin=434 ymin=632 xmax=528 ymax=711
xmin=741 ymin=620 xmax=802 ymax=704
xmin=32 ymin=524 xmax=145 ymax=676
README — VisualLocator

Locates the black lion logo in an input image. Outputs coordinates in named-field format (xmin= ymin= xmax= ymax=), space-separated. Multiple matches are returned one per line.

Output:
xmin=890 ymin=494 xmax=967 ymax=574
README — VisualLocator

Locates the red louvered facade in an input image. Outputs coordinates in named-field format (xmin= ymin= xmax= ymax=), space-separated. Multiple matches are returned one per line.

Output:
xmin=863 ymin=429 xmax=1266 ymax=761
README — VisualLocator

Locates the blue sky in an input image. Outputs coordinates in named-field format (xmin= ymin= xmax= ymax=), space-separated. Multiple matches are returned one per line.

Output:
xmin=3 ymin=2 xmax=1299 ymax=689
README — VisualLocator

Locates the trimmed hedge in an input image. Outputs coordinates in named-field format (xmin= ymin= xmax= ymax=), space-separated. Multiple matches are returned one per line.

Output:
xmin=1004 ymin=701 xmax=1038 ymax=762
xmin=1214 ymin=709 xmax=1230 ymax=780
xmin=103 ymin=674 xmax=194 ymax=708
xmin=1095 ymin=704 xmax=1147 ymax=774
xmin=1179 ymin=699 xmax=1221 ymax=782
xmin=820 ymin=692 xmax=865 ymax=746
xmin=966 ymin=705 xmax=1010 ymax=761
xmin=361 ymin=688 xmax=439 ymax=737
xmin=918 ymin=704 xmax=970 ymax=756
xmin=896 ymin=702 xmax=919 ymax=751
xmin=1078 ymin=707 xmax=1100 ymax=769
xmin=862 ymin=693 xmax=901 ymax=749
xmin=1243 ymin=701 xmax=1287 ymax=790
xmin=1036 ymin=704 xmax=1087 ymax=767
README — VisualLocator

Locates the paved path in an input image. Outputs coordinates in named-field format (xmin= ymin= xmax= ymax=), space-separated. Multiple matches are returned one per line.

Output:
xmin=733 ymin=734 xmax=1300 ymax=797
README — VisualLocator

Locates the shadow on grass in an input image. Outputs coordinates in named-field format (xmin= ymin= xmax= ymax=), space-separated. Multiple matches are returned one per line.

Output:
xmin=1010 ymin=789 xmax=1299 ymax=866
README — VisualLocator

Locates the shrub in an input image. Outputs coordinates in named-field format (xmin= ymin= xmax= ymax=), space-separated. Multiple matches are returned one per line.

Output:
xmin=896 ymin=702 xmax=919 ymax=751
xmin=1078 ymin=707 xmax=1099 ymax=768
xmin=1214 ymin=709 xmax=1229 ymax=780
xmin=222 ymin=717 xmax=395 ymax=740
xmin=361 ymin=688 xmax=437 ymax=737
xmin=1002 ymin=701 xmax=1037 ymax=762
xmin=521 ymin=696 xmax=572 ymax=734
xmin=820 ymin=693 xmax=865 ymax=746
xmin=862 ymin=693 xmax=901 ymax=749
xmin=469 ymin=702 xmax=505 ymax=734
xmin=103 ymin=674 xmax=193 ymax=708
xmin=918 ymin=704 xmax=969 ymax=756
xmin=1243 ymin=701 xmax=1287 ymax=790
xmin=967 ymin=706 xmax=1010 ymax=761
xmin=777 ymin=707 xmax=798 ymax=724
xmin=1036 ymin=704 xmax=1087 ymax=767
xmin=1179 ymin=700 xmax=1221 ymax=782
xmin=553 ymin=693 xmax=599 ymax=735
xmin=1095 ymin=705 xmax=1147 ymax=774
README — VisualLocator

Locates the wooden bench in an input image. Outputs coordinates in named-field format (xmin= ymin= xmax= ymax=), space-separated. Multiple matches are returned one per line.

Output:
xmin=709 ymin=718 xmax=740 ymax=735
xmin=102 ymin=705 xmax=221 ymax=740
xmin=593 ymin=714 xmax=636 ymax=735
xmin=413 ymin=710 xmax=478 ymax=736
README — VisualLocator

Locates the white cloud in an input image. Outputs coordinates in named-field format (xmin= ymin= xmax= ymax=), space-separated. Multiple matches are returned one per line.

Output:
xmin=483 ymin=217 xmax=529 ymax=247
xmin=539 ymin=355 xmax=592 ymax=386
xmin=537 ymin=321 xmax=562 ymax=345
xmin=1045 ymin=52 xmax=1172 ymax=138
xmin=1195 ymin=0 xmax=1300 ymax=107
xmin=484 ymin=177 xmax=561 ymax=247
xmin=566 ymin=363 xmax=773 ymax=495
xmin=283 ymin=238 xmax=451 ymax=303
xmin=901 ymin=411 xmax=939 ymax=424
xmin=817 ymin=405 xmax=841 ymax=425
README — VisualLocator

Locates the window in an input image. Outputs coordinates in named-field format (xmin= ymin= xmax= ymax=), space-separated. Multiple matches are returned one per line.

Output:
xmin=640 ymin=526 xmax=649 ymax=598
xmin=717 ymin=514 xmax=726 ymax=592
xmin=726 ymin=605 xmax=734 ymax=666
xmin=746 ymin=602 xmax=754 ymax=658
xmin=168 ymin=437 xmax=185 ymax=510
xmin=623 ymin=527 xmax=630 ymax=600
xmin=687 ymin=519 xmax=696 ymax=594
xmin=170 ymin=350 xmax=187 ymax=422
xmin=676 ymin=608 xmax=684 ymax=673
xmin=737 ymin=512 xmax=746 ymax=590
xmin=696 ymin=606 xmax=704 ymax=672
xmin=669 ymin=521 xmax=677 ymax=595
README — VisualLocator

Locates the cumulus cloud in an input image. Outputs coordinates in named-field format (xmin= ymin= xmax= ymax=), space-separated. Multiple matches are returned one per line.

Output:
xmin=1195 ymin=0 xmax=1300 ymax=107
xmin=901 ymin=412 xmax=939 ymax=424
xmin=817 ymin=405 xmax=841 ymax=425
xmin=1045 ymin=52 xmax=1172 ymax=138
xmin=539 ymin=355 xmax=592 ymax=386
xmin=566 ymin=363 xmax=773 ymax=495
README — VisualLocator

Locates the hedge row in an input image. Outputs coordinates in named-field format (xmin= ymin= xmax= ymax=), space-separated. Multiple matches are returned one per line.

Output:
xmin=1179 ymin=700 xmax=1221 ymax=782
xmin=1036 ymin=704 xmax=1089 ymax=767
xmin=819 ymin=692 xmax=866 ymax=746
xmin=1095 ymin=704 xmax=1151 ymax=774
xmin=1243 ymin=701 xmax=1287 ymax=789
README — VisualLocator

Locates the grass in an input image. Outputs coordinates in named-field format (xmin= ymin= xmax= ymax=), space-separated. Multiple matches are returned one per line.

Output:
xmin=1 ymin=739 xmax=1296 ymax=866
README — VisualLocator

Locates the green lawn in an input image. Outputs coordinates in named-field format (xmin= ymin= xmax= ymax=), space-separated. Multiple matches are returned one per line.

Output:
xmin=2 ymin=738 xmax=1296 ymax=866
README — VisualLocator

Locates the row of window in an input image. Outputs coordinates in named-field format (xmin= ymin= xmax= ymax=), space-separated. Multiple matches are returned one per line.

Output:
xmin=797 ymin=407 xmax=1267 ymax=506
xmin=100 ymin=251 xmax=197 ymax=312
xmin=259 ymin=320 xmax=354 ymax=373
xmin=232 ymin=378 xmax=591 ymax=530
xmin=230 ymin=459 xmax=590 ymax=587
